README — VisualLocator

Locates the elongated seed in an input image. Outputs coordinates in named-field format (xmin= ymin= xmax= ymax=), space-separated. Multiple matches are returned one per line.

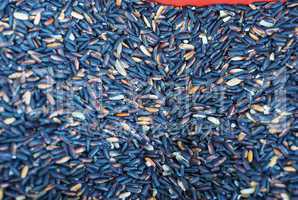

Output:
xmin=56 ymin=156 xmax=71 ymax=164
xmin=21 ymin=165 xmax=29 ymax=178
xmin=4 ymin=117 xmax=15 ymax=125
xmin=70 ymin=183 xmax=82 ymax=192
xmin=14 ymin=12 xmax=29 ymax=20
xmin=226 ymin=78 xmax=243 ymax=86
xmin=247 ymin=150 xmax=253 ymax=163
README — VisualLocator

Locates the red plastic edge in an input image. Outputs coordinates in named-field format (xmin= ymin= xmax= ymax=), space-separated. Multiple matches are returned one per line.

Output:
xmin=150 ymin=0 xmax=283 ymax=7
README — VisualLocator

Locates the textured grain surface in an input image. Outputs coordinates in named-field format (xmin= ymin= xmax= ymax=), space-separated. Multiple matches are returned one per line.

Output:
xmin=0 ymin=0 xmax=297 ymax=199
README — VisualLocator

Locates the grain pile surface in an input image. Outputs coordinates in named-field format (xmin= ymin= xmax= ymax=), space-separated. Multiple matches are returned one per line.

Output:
xmin=0 ymin=0 xmax=297 ymax=199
